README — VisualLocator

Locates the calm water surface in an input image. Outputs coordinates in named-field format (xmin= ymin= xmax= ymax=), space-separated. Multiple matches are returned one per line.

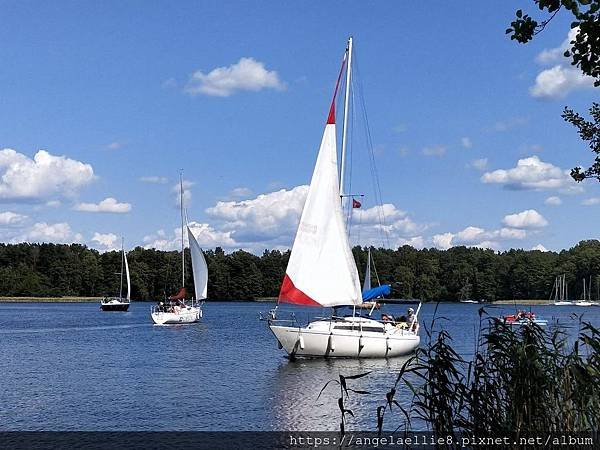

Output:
xmin=1 ymin=301 xmax=598 ymax=431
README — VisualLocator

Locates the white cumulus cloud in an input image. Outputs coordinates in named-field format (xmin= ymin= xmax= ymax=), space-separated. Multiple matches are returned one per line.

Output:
xmin=143 ymin=221 xmax=236 ymax=251
xmin=530 ymin=28 xmax=595 ymax=99
xmin=185 ymin=57 xmax=286 ymax=97
xmin=432 ymin=223 xmax=528 ymax=251
xmin=502 ymin=209 xmax=548 ymax=229
xmin=0 ymin=211 xmax=27 ymax=226
xmin=530 ymin=65 xmax=594 ymax=99
xmin=74 ymin=197 xmax=132 ymax=213
xmin=531 ymin=244 xmax=549 ymax=252
xmin=545 ymin=196 xmax=562 ymax=206
xmin=0 ymin=149 xmax=95 ymax=202
xmin=207 ymin=185 xmax=308 ymax=246
xmin=17 ymin=222 xmax=82 ymax=244
xmin=481 ymin=155 xmax=580 ymax=193
xmin=91 ymin=232 xmax=119 ymax=250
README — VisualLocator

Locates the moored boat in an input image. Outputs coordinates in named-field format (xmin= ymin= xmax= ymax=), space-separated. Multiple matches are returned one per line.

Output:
xmin=503 ymin=310 xmax=547 ymax=326
xmin=550 ymin=274 xmax=572 ymax=305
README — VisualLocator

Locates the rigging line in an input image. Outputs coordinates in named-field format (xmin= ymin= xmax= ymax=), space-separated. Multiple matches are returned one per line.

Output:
xmin=353 ymin=51 xmax=391 ymax=248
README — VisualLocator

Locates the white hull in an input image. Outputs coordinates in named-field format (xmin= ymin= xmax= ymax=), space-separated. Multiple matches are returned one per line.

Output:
xmin=269 ymin=317 xmax=419 ymax=359
xmin=574 ymin=301 xmax=596 ymax=307
xmin=151 ymin=306 xmax=202 ymax=325
xmin=508 ymin=318 xmax=548 ymax=326
xmin=553 ymin=301 xmax=572 ymax=306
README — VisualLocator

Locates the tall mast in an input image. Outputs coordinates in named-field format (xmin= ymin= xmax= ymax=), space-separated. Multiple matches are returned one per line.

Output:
xmin=119 ymin=237 xmax=124 ymax=299
xmin=339 ymin=36 xmax=353 ymax=198
xmin=180 ymin=171 xmax=185 ymax=288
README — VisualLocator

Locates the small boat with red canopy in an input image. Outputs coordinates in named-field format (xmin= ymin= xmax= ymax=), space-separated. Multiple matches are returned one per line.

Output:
xmin=503 ymin=310 xmax=547 ymax=326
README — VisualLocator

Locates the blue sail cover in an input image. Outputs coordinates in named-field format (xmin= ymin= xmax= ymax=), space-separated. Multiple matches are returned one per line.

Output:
xmin=362 ymin=284 xmax=391 ymax=302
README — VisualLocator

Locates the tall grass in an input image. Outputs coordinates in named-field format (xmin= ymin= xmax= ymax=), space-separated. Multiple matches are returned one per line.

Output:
xmin=374 ymin=308 xmax=600 ymax=438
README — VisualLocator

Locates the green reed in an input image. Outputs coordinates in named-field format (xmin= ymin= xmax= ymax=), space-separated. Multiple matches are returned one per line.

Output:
xmin=376 ymin=307 xmax=600 ymax=439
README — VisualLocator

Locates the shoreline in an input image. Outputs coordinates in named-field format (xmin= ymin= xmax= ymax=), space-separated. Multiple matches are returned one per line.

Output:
xmin=0 ymin=296 xmax=103 ymax=303
xmin=0 ymin=297 xmax=552 ymax=305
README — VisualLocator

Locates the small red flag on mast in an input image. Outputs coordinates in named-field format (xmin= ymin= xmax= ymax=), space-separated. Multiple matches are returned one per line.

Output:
xmin=352 ymin=199 xmax=362 ymax=209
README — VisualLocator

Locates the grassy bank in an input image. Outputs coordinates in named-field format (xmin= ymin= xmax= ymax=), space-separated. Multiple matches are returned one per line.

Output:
xmin=0 ymin=297 xmax=553 ymax=304
xmin=492 ymin=299 xmax=551 ymax=305
xmin=0 ymin=296 xmax=102 ymax=303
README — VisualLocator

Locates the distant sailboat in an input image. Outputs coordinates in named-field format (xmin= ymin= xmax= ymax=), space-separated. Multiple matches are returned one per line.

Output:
xmin=551 ymin=274 xmax=572 ymax=306
xmin=100 ymin=239 xmax=131 ymax=311
xmin=359 ymin=248 xmax=392 ymax=309
xmin=267 ymin=37 xmax=420 ymax=359
xmin=574 ymin=276 xmax=596 ymax=307
xmin=459 ymin=278 xmax=477 ymax=304
xmin=150 ymin=173 xmax=206 ymax=325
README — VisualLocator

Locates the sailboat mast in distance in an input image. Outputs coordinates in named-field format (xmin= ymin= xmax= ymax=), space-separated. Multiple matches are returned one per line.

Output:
xmin=180 ymin=171 xmax=185 ymax=289
xmin=119 ymin=237 xmax=124 ymax=299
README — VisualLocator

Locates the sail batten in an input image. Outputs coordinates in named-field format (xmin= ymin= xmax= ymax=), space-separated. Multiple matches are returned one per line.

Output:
xmin=187 ymin=226 xmax=208 ymax=300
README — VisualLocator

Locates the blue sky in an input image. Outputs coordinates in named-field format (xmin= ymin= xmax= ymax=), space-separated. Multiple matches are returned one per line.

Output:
xmin=0 ymin=1 xmax=598 ymax=253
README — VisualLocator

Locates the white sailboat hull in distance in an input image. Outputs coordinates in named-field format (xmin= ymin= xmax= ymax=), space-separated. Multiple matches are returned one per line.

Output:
xmin=150 ymin=305 xmax=202 ymax=325
xmin=269 ymin=317 xmax=420 ymax=359
xmin=574 ymin=301 xmax=596 ymax=307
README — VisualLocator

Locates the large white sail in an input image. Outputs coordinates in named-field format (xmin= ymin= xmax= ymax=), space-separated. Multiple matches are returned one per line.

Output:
xmin=187 ymin=226 xmax=208 ymax=300
xmin=124 ymin=250 xmax=131 ymax=300
xmin=279 ymin=103 xmax=362 ymax=307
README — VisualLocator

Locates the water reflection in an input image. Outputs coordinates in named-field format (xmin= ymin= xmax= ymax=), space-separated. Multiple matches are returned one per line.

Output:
xmin=271 ymin=356 xmax=412 ymax=431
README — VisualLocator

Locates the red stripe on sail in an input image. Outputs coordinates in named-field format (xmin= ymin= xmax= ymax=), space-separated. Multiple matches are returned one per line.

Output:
xmin=326 ymin=51 xmax=347 ymax=125
xmin=279 ymin=274 xmax=321 ymax=306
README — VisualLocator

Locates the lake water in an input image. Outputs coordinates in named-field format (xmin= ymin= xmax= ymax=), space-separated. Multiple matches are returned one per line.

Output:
xmin=1 ymin=301 xmax=598 ymax=431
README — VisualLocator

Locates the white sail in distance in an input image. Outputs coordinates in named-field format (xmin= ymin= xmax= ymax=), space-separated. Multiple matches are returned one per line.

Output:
xmin=124 ymin=250 xmax=131 ymax=300
xmin=363 ymin=248 xmax=372 ymax=292
xmin=187 ymin=226 xmax=208 ymax=300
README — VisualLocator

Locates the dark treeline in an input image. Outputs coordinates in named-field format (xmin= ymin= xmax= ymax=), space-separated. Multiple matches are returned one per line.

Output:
xmin=2 ymin=240 xmax=600 ymax=301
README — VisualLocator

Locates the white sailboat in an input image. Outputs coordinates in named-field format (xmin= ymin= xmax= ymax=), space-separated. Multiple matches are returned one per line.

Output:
xmin=150 ymin=174 xmax=206 ymax=325
xmin=574 ymin=276 xmax=597 ymax=307
xmin=459 ymin=278 xmax=478 ymax=304
xmin=268 ymin=37 xmax=421 ymax=359
xmin=551 ymin=274 xmax=572 ymax=306
xmin=100 ymin=239 xmax=131 ymax=311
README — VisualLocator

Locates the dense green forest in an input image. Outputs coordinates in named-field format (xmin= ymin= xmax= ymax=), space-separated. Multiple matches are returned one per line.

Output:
xmin=1 ymin=240 xmax=600 ymax=301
